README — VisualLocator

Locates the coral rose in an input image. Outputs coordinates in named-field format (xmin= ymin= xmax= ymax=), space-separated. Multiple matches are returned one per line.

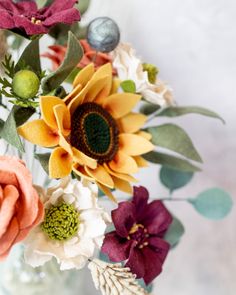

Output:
xmin=0 ymin=156 xmax=44 ymax=260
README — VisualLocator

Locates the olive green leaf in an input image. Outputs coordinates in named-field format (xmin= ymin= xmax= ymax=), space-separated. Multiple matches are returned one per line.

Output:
xmin=120 ymin=80 xmax=136 ymax=93
xmin=165 ymin=215 xmax=185 ymax=248
xmin=140 ymin=103 xmax=160 ymax=115
xmin=35 ymin=153 xmax=51 ymax=175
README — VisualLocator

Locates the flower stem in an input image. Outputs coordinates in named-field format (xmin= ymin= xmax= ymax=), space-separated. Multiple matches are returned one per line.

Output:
xmin=146 ymin=107 xmax=166 ymax=123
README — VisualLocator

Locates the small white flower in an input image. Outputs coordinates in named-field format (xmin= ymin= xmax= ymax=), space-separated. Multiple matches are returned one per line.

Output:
xmin=112 ymin=43 xmax=175 ymax=106
xmin=24 ymin=178 xmax=111 ymax=271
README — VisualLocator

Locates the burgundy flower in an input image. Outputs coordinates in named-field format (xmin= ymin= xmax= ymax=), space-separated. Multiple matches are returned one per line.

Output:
xmin=101 ymin=186 xmax=173 ymax=285
xmin=0 ymin=0 xmax=81 ymax=36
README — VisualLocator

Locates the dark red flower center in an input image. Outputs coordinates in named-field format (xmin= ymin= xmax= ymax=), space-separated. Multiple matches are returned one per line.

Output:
xmin=128 ymin=223 xmax=149 ymax=249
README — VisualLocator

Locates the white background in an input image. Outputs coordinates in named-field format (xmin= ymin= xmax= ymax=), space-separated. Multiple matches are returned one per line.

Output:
xmin=84 ymin=0 xmax=236 ymax=294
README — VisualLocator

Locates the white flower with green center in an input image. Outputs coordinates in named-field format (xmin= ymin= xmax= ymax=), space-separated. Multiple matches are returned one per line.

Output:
xmin=24 ymin=178 xmax=111 ymax=270
xmin=112 ymin=43 xmax=175 ymax=106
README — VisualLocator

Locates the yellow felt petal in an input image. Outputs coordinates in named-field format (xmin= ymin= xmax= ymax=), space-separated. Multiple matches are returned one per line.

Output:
xmin=92 ymin=63 xmax=112 ymax=83
xmin=103 ymin=93 xmax=142 ymax=119
xmin=110 ymin=78 xmax=121 ymax=95
xmin=119 ymin=133 xmax=154 ymax=156
xmin=104 ymin=163 xmax=138 ymax=183
xmin=85 ymin=165 xmax=114 ymax=189
xmin=133 ymin=156 xmax=149 ymax=168
xmin=112 ymin=176 xmax=133 ymax=194
xmin=72 ymin=164 xmax=94 ymax=181
xmin=118 ymin=113 xmax=147 ymax=134
xmin=83 ymin=76 xmax=110 ymax=103
xmin=136 ymin=131 xmax=152 ymax=141
xmin=109 ymin=151 xmax=138 ymax=174
xmin=53 ymin=104 xmax=71 ymax=137
xmin=18 ymin=119 xmax=59 ymax=147
xmin=63 ymin=84 xmax=82 ymax=105
xmin=72 ymin=148 xmax=97 ymax=169
xmin=97 ymin=182 xmax=117 ymax=203
xmin=40 ymin=96 xmax=66 ymax=130
xmin=59 ymin=135 xmax=73 ymax=155
xmin=49 ymin=147 xmax=73 ymax=178
xmin=73 ymin=63 xmax=95 ymax=88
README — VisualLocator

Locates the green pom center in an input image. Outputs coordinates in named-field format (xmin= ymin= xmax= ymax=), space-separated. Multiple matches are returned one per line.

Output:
xmin=41 ymin=202 xmax=80 ymax=241
xmin=71 ymin=102 xmax=119 ymax=164
xmin=143 ymin=63 xmax=159 ymax=84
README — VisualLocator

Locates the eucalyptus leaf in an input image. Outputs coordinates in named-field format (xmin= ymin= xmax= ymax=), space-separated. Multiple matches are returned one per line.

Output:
xmin=120 ymin=80 xmax=136 ymax=93
xmin=146 ymin=124 xmax=203 ymax=163
xmin=143 ymin=151 xmax=201 ymax=172
xmin=42 ymin=32 xmax=83 ymax=93
xmin=157 ymin=106 xmax=225 ymax=124
xmin=77 ymin=0 xmax=91 ymax=14
xmin=189 ymin=188 xmax=233 ymax=220
xmin=160 ymin=167 xmax=194 ymax=191
xmin=35 ymin=153 xmax=50 ymax=175
xmin=0 ymin=106 xmax=24 ymax=152
xmin=165 ymin=216 xmax=185 ymax=248
xmin=14 ymin=106 xmax=35 ymax=127
xmin=140 ymin=103 xmax=160 ymax=115
xmin=15 ymin=38 xmax=41 ymax=75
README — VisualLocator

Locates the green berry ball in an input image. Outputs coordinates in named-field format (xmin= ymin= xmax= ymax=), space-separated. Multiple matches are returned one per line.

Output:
xmin=12 ymin=70 xmax=40 ymax=100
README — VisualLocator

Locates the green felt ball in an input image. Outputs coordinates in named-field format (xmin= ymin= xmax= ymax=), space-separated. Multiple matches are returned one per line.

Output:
xmin=12 ymin=70 xmax=40 ymax=100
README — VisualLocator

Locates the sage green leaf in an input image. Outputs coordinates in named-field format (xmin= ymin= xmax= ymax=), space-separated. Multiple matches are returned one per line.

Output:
xmin=14 ymin=106 xmax=35 ymax=127
xmin=189 ymin=188 xmax=233 ymax=220
xmin=35 ymin=153 xmax=50 ymax=175
xmin=146 ymin=124 xmax=203 ymax=163
xmin=0 ymin=119 xmax=4 ymax=133
xmin=165 ymin=216 xmax=185 ymax=247
xmin=140 ymin=103 xmax=160 ymax=115
xmin=120 ymin=80 xmax=136 ymax=93
xmin=15 ymin=38 xmax=41 ymax=75
xmin=0 ymin=106 xmax=24 ymax=152
xmin=143 ymin=151 xmax=201 ymax=172
xmin=160 ymin=167 xmax=194 ymax=191
xmin=36 ymin=0 xmax=48 ymax=8
xmin=157 ymin=106 xmax=225 ymax=124
xmin=77 ymin=0 xmax=91 ymax=14
xmin=42 ymin=32 xmax=83 ymax=93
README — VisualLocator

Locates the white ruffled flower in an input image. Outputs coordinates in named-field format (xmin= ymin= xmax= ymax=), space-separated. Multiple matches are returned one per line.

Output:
xmin=24 ymin=178 xmax=111 ymax=271
xmin=112 ymin=43 xmax=174 ymax=106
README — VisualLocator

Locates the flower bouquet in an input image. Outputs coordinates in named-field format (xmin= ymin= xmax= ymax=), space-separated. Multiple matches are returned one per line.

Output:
xmin=0 ymin=1 xmax=233 ymax=294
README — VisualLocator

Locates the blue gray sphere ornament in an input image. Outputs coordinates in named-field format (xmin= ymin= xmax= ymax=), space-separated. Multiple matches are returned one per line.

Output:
xmin=87 ymin=17 xmax=120 ymax=53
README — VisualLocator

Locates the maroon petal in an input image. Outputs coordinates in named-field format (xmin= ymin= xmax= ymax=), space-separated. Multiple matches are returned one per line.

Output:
xmin=0 ymin=0 xmax=20 ymax=13
xmin=132 ymin=186 xmax=149 ymax=221
xmin=43 ymin=8 xmax=80 ymax=27
xmin=0 ymin=10 xmax=15 ymax=29
xmin=101 ymin=232 xmax=133 ymax=262
xmin=125 ymin=247 xmax=145 ymax=279
xmin=142 ymin=201 xmax=173 ymax=236
xmin=14 ymin=15 xmax=48 ymax=35
xmin=148 ymin=237 xmax=170 ymax=264
xmin=15 ymin=1 xmax=38 ymax=14
xmin=112 ymin=202 xmax=136 ymax=238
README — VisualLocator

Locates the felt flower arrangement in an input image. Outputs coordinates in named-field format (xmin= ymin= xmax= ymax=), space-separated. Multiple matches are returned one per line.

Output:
xmin=0 ymin=1 xmax=232 ymax=295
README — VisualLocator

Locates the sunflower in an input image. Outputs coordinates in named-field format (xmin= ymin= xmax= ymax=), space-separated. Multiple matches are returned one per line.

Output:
xmin=18 ymin=63 xmax=154 ymax=201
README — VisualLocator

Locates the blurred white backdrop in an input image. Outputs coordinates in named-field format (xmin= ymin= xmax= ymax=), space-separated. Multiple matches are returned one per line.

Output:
xmin=83 ymin=1 xmax=236 ymax=295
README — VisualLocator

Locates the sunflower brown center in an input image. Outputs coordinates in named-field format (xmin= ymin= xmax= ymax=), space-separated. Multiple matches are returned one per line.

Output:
xmin=71 ymin=102 xmax=119 ymax=164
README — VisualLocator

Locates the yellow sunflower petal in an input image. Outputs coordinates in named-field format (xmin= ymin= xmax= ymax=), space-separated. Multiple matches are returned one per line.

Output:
xmin=83 ymin=76 xmax=110 ymax=103
xmin=85 ymin=165 xmax=114 ymax=189
xmin=63 ymin=84 xmax=82 ymax=105
xmin=104 ymin=163 xmax=138 ymax=183
xmin=112 ymin=176 xmax=133 ymax=194
xmin=49 ymin=147 xmax=73 ymax=178
xmin=136 ymin=131 xmax=152 ymax=141
xmin=53 ymin=104 xmax=71 ymax=137
xmin=110 ymin=78 xmax=121 ymax=95
xmin=103 ymin=93 xmax=142 ymax=119
xmin=73 ymin=63 xmax=95 ymax=88
xmin=119 ymin=133 xmax=154 ymax=156
xmin=97 ymin=182 xmax=117 ymax=203
xmin=18 ymin=119 xmax=59 ymax=147
xmin=72 ymin=164 xmax=94 ymax=181
xmin=118 ymin=113 xmax=147 ymax=133
xmin=109 ymin=151 xmax=138 ymax=174
xmin=133 ymin=156 xmax=149 ymax=168
xmin=40 ymin=96 xmax=66 ymax=130
xmin=59 ymin=135 xmax=73 ymax=155
xmin=72 ymin=148 xmax=97 ymax=169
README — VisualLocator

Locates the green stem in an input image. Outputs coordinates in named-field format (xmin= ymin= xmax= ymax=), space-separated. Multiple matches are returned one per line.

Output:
xmin=146 ymin=107 xmax=166 ymax=123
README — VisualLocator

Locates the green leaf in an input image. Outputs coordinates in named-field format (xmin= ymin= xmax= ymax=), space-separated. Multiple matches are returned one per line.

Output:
xmin=143 ymin=151 xmax=201 ymax=172
xmin=0 ymin=106 xmax=24 ymax=152
xmin=14 ymin=107 xmax=35 ymax=127
xmin=165 ymin=216 xmax=185 ymax=247
xmin=160 ymin=167 xmax=193 ymax=191
xmin=189 ymin=188 xmax=233 ymax=220
xmin=35 ymin=153 xmax=50 ymax=175
xmin=36 ymin=0 xmax=48 ymax=8
xmin=146 ymin=124 xmax=203 ymax=163
xmin=0 ymin=119 xmax=4 ymax=133
xmin=140 ymin=103 xmax=160 ymax=115
xmin=77 ymin=0 xmax=91 ymax=14
xmin=120 ymin=80 xmax=136 ymax=93
xmin=15 ymin=38 xmax=41 ymax=75
xmin=42 ymin=32 xmax=83 ymax=93
xmin=157 ymin=106 xmax=225 ymax=124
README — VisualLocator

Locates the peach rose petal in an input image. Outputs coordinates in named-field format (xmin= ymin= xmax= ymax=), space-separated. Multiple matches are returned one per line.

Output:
xmin=0 ymin=170 xmax=18 ymax=186
xmin=0 ymin=185 xmax=19 ymax=238
xmin=0 ymin=217 xmax=19 ymax=256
